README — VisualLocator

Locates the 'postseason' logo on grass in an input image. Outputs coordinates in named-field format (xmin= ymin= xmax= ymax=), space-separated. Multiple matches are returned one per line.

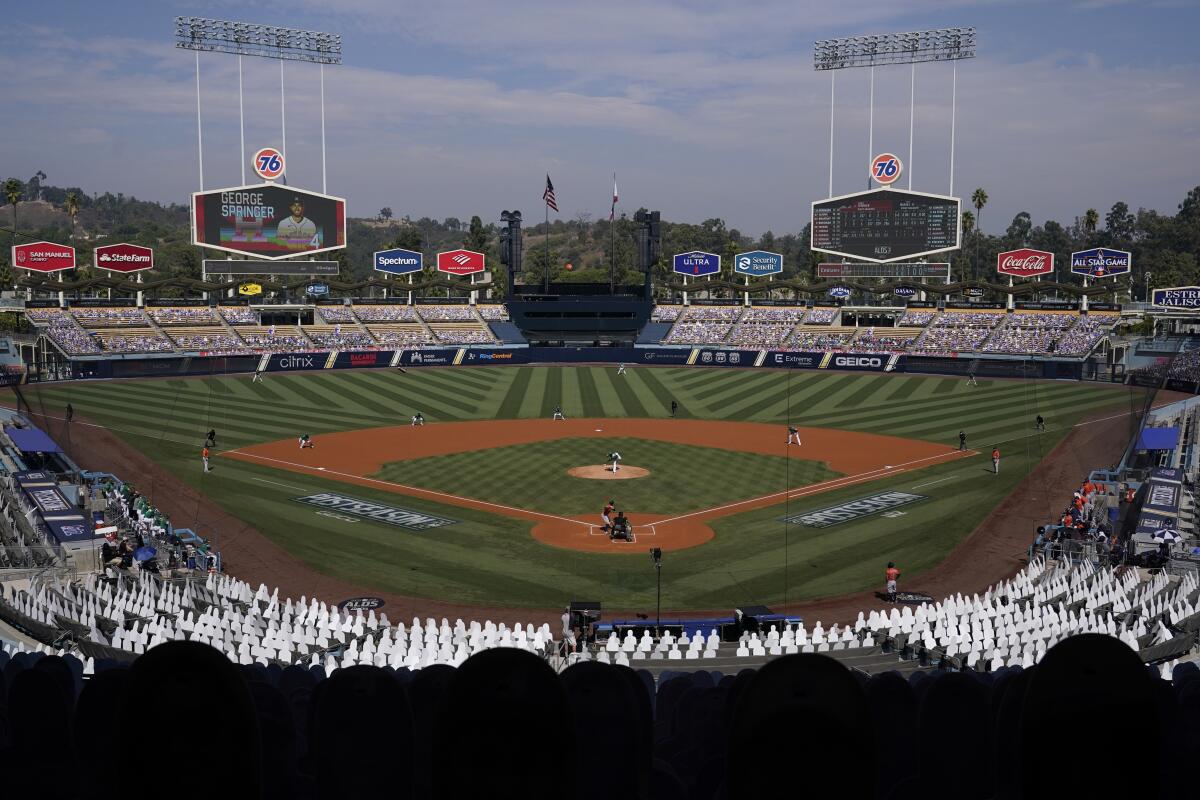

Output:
xmin=292 ymin=493 xmax=457 ymax=530
xmin=782 ymin=491 xmax=928 ymax=528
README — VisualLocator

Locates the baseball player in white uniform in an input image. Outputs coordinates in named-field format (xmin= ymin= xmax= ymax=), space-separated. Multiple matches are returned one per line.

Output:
xmin=553 ymin=405 xmax=565 ymax=421
xmin=787 ymin=425 xmax=801 ymax=446
xmin=608 ymin=451 xmax=622 ymax=473
xmin=617 ymin=363 xmax=627 ymax=375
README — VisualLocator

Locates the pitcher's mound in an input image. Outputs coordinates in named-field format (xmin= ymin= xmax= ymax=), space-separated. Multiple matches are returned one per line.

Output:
xmin=567 ymin=465 xmax=650 ymax=480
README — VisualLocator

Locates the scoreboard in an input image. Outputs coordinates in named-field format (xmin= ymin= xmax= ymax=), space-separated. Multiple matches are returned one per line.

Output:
xmin=817 ymin=262 xmax=949 ymax=279
xmin=811 ymin=188 xmax=960 ymax=263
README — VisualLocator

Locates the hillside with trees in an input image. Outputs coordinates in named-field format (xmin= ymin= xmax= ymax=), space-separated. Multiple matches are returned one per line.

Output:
xmin=2 ymin=173 xmax=1198 ymax=300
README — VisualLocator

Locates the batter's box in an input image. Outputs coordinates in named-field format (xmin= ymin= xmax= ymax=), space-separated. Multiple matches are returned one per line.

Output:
xmin=588 ymin=524 xmax=656 ymax=544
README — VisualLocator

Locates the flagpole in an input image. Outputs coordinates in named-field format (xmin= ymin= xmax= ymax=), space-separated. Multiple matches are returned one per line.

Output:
xmin=610 ymin=182 xmax=616 ymax=295
xmin=544 ymin=199 xmax=550 ymax=293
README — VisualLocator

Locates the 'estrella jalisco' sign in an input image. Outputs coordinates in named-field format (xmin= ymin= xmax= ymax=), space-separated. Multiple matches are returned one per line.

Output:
xmin=1152 ymin=287 xmax=1200 ymax=309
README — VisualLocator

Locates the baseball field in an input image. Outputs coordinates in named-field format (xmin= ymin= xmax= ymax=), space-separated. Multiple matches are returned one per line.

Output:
xmin=16 ymin=366 xmax=1145 ymax=613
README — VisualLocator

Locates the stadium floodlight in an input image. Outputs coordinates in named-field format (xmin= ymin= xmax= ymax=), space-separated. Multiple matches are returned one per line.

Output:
xmin=814 ymin=27 xmax=975 ymax=198
xmin=175 ymin=17 xmax=341 ymax=194
xmin=174 ymin=17 xmax=342 ymax=64
xmin=813 ymin=27 xmax=975 ymax=71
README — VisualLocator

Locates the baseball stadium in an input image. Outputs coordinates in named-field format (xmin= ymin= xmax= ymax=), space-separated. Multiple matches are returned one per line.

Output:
xmin=1 ymin=9 xmax=1199 ymax=800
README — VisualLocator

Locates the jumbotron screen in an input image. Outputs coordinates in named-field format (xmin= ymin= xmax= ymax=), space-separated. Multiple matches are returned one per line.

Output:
xmin=191 ymin=184 xmax=346 ymax=260
xmin=811 ymin=188 xmax=960 ymax=263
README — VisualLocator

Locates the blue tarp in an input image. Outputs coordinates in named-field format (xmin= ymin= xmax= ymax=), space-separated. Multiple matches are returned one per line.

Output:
xmin=1137 ymin=427 xmax=1180 ymax=451
xmin=6 ymin=426 xmax=62 ymax=454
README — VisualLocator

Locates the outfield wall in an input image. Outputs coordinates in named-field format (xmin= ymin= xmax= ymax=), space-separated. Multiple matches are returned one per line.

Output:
xmin=62 ymin=346 xmax=1098 ymax=382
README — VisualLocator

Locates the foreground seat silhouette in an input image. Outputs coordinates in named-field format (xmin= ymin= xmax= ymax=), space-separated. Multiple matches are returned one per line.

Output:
xmin=433 ymin=648 xmax=574 ymax=800
xmin=73 ymin=669 xmax=130 ymax=800
xmin=1020 ymin=634 xmax=1165 ymax=798
xmin=563 ymin=661 xmax=649 ymax=799
xmin=0 ymin=667 xmax=74 ymax=799
xmin=917 ymin=672 xmax=992 ymax=799
xmin=118 ymin=641 xmax=261 ymax=799
xmin=312 ymin=665 xmax=413 ymax=798
xmin=728 ymin=654 xmax=873 ymax=799
xmin=864 ymin=672 xmax=916 ymax=799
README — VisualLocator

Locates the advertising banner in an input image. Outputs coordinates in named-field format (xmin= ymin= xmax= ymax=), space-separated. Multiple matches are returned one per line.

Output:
xmin=374 ymin=247 xmax=423 ymax=275
xmin=333 ymin=350 xmax=391 ymax=369
xmin=997 ymin=248 xmax=1054 ymax=277
xmin=672 ymin=251 xmax=721 ymax=277
xmin=203 ymin=260 xmax=339 ymax=275
xmin=734 ymin=250 xmax=783 ymax=277
xmin=191 ymin=183 xmax=347 ymax=259
xmin=1070 ymin=247 xmax=1131 ymax=277
xmin=1145 ymin=479 xmax=1181 ymax=517
xmin=436 ymin=249 xmax=485 ymax=276
xmin=817 ymin=262 xmax=949 ymax=279
xmin=94 ymin=243 xmax=154 ymax=273
xmin=1135 ymin=511 xmax=1175 ymax=538
xmin=12 ymin=241 xmax=75 ymax=273
xmin=1151 ymin=287 xmax=1200 ymax=309
xmin=811 ymin=188 xmax=960 ymax=263
xmin=46 ymin=517 xmax=94 ymax=544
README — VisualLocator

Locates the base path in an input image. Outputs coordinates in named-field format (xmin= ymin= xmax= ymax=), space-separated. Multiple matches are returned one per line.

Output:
xmin=225 ymin=419 xmax=965 ymax=553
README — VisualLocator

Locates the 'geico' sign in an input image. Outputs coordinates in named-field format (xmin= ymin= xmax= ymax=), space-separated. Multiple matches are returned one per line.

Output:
xmin=834 ymin=356 xmax=882 ymax=368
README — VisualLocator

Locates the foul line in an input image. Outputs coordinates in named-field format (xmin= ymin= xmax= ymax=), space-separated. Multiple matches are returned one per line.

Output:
xmin=226 ymin=451 xmax=590 ymax=528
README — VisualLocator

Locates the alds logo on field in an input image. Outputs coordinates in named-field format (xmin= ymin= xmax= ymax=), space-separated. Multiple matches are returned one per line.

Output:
xmin=782 ymin=492 xmax=928 ymax=528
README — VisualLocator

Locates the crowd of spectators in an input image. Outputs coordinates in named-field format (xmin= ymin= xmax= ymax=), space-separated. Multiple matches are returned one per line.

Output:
xmin=981 ymin=327 xmax=1060 ymax=354
xmin=1008 ymin=312 xmax=1076 ymax=330
xmin=352 ymin=305 xmax=418 ymax=322
xmin=725 ymin=322 xmax=793 ymax=348
xmin=368 ymin=327 xmax=434 ymax=346
xmin=787 ymin=330 xmax=854 ymax=349
xmin=147 ymin=307 xmax=219 ymax=326
xmin=418 ymin=305 xmax=478 ymax=322
xmin=305 ymin=328 xmax=377 ymax=349
xmin=476 ymin=305 xmax=509 ymax=321
xmin=315 ymin=306 xmax=356 ymax=324
xmin=237 ymin=329 xmax=313 ymax=351
xmin=218 ymin=307 xmax=259 ymax=325
xmin=168 ymin=331 xmax=250 ymax=352
xmin=664 ymin=321 xmax=732 ymax=344
xmin=741 ymin=307 xmax=805 ymax=323
xmin=801 ymin=307 xmax=838 ymax=325
xmin=71 ymin=307 xmax=148 ymax=327
xmin=434 ymin=328 xmax=494 ymax=344
xmin=931 ymin=311 xmax=1006 ymax=328
xmin=651 ymin=305 xmax=684 ymax=322
xmin=684 ymin=306 xmax=744 ymax=322
xmin=1167 ymin=348 xmax=1200 ymax=383
xmin=912 ymin=325 xmax=992 ymax=353
xmin=27 ymin=310 xmax=102 ymax=355
xmin=856 ymin=332 xmax=917 ymax=351
xmin=96 ymin=332 xmax=175 ymax=353
xmin=1054 ymin=316 xmax=1116 ymax=356
xmin=898 ymin=310 xmax=937 ymax=326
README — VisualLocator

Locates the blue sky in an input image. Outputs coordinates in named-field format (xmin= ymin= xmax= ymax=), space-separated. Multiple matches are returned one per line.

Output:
xmin=1 ymin=0 xmax=1198 ymax=236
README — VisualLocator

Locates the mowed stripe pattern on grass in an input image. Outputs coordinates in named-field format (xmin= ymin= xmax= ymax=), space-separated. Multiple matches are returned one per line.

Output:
xmin=24 ymin=366 xmax=1133 ymax=453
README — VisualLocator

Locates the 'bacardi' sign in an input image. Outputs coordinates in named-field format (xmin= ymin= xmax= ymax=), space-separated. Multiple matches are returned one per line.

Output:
xmin=996 ymin=248 xmax=1054 ymax=278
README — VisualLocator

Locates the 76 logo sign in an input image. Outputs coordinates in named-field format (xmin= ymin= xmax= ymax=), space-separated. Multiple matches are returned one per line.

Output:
xmin=870 ymin=153 xmax=903 ymax=186
xmin=253 ymin=147 xmax=285 ymax=181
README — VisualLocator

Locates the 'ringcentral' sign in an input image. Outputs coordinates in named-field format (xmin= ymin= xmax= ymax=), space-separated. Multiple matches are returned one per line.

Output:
xmin=782 ymin=491 xmax=928 ymax=528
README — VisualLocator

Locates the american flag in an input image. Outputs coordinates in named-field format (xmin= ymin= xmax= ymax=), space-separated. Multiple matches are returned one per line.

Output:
xmin=610 ymin=174 xmax=618 ymax=221
xmin=543 ymin=174 xmax=558 ymax=212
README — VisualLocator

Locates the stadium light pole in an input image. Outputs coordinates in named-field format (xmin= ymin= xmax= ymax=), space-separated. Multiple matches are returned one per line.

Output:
xmin=175 ymin=17 xmax=342 ymax=188
xmin=814 ymin=28 xmax=975 ymax=194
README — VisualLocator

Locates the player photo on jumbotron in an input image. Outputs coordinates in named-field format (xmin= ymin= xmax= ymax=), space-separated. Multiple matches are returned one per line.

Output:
xmin=193 ymin=184 xmax=346 ymax=258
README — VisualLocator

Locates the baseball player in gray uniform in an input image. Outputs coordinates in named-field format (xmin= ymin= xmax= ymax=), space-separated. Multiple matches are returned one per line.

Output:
xmin=608 ymin=451 xmax=622 ymax=473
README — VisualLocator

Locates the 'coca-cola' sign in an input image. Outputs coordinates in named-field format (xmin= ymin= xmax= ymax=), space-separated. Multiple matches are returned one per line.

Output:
xmin=996 ymin=248 xmax=1054 ymax=277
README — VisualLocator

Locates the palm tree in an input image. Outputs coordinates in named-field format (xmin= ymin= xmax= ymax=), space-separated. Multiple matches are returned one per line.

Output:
xmin=1084 ymin=208 xmax=1099 ymax=243
xmin=971 ymin=188 xmax=988 ymax=276
xmin=959 ymin=211 xmax=976 ymax=281
xmin=4 ymin=178 xmax=22 ymax=235
xmin=64 ymin=191 xmax=80 ymax=245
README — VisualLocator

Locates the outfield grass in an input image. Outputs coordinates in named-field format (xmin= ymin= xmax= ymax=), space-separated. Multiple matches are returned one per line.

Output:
xmin=17 ymin=367 xmax=1144 ymax=608
xmin=372 ymin=437 xmax=838 ymax=515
